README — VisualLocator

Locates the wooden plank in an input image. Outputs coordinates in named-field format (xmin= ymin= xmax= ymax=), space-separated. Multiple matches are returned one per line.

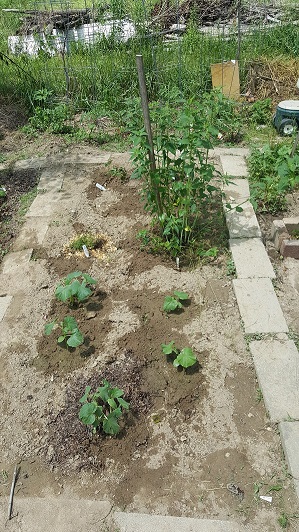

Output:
xmin=211 ymin=60 xmax=240 ymax=99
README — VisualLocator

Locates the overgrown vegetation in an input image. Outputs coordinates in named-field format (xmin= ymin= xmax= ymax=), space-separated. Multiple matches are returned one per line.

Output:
xmin=248 ymin=142 xmax=299 ymax=213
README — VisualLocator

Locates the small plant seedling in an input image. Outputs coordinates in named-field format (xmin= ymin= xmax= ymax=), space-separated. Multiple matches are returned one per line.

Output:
xmin=163 ymin=290 xmax=189 ymax=313
xmin=45 ymin=316 xmax=84 ymax=347
xmin=79 ymin=380 xmax=130 ymax=435
xmin=55 ymin=271 xmax=97 ymax=305
xmin=161 ymin=341 xmax=197 ymax=369
xmin=0 ymin=186 xmax=6 ymax=198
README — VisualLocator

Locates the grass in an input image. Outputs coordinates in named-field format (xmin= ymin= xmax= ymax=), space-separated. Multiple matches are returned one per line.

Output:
xmin=18 ymin=187 xmax=38 ymax=218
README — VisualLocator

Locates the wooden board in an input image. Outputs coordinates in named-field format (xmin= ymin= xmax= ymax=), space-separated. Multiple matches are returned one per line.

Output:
xmin=211 ymin=60 xmax=240 ymax=100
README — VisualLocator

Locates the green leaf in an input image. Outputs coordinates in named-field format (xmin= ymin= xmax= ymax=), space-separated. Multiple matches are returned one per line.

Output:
xmin=55 ymin=284 xmax=73 ymax=302
xmin=65 ymin=271 xmax=82 ymax=282
xmin=161 ymin=341 xmax=176 ymax=355
xmin=108 ymin=398 xmax=117 ymax=410
xmin=118 ymin=397 xmax=130 ymax=410
xmin=67 ymin=330 xmax=84 ymax=347
xmin=44 ymin=321 xmax=56 ymax=335
xmin=75 ymin=283 xmax=92 ymax=302
xmin=57 ymin=335 xmax=66 ymax=343
xmin=102 ymin=412 xmax=121 ymax=435
xmin=79 ymin=386 xmax=92 ymax=403
xmin=235 ymin=206 xmax=243 ymax=213
xmin=173 ymin=290 xmax=189 ymax=301
xmin=62 ymin=316 xmax=78 ymax=333
xmin=79 ymin=402 xmax=97 ymax=425
xmin=163 ymin=296 xmax=180 ymax=312
xmin=173 ymin=347 xmax=197 ymax=368
xmin=81 ymin=273 xmax=97 ymax=285
xmin=110 ymin=388 xmax=124 ymax=399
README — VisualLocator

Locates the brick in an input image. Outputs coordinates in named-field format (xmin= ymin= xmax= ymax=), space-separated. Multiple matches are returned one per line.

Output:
xmin=275 ymin=232 xmax=290 ymax=251
xmin=280 ymin=239 xmax=299 ymax=259
xmin=283 ymin=217 xmax=299 ymax=233
xmin=271 ymin=219 xmax=289 ymax=249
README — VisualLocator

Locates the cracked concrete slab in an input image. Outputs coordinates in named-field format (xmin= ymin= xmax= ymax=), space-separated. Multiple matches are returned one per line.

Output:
xmin=113 ymin=512 xmax=241 ymax=532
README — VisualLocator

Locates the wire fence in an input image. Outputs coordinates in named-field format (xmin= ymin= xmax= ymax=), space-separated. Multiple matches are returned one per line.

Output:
xmin=1 ymin=0 xmax=299 ymax=109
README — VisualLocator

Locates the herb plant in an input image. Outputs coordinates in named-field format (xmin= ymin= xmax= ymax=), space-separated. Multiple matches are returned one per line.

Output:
xmin=79 ymin=380 xmax=130 ymax=435
xmin=163 ymin=291 xmax=189 ymax=312
xmin=162 ymin=341 xmax=197 ymax=369
xmin=45 ymin=316 xmax=84 ymax=347
xmin=55 ymin=271 xmax=97 ymax=305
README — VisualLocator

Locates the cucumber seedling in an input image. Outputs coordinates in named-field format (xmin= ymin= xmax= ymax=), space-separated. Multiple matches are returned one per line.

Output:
xmin=79 ymin=380 xmax=130 ymax=435
xmin=163 ymin=290 xmax=189 ymax=313
xmin=45 ymin=316 xmax=84 ymax=348
xmin=55 ymin=271 xmax=97 ymax=306
xmin=162 ymin=341 xmax=197 ymax=369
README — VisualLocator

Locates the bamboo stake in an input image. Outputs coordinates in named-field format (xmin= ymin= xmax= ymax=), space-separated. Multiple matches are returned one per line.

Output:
xmin=136 ymin=54 xmax=163 ymax=216
xmin=8 ymin=465 xmax=20 ymax=520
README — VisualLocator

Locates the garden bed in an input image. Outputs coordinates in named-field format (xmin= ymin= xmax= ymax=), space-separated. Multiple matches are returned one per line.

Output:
xmin=0 ymin=154 xmax=297 ymax=530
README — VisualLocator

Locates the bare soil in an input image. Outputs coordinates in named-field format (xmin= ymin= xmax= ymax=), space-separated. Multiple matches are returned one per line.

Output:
xmin=0 ymin=151 xmax=298 ymax=531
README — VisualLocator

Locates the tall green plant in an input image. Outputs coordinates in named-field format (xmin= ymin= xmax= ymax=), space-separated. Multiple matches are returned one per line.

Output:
xmin=131 ymin=92 xmax=228 ymax=256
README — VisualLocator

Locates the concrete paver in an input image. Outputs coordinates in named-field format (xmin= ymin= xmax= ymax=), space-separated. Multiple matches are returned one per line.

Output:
xmin=1 ymin=250 xmax=33 ymax=275
xmin=225 ymin=202 xmax=262 ymax=239
xmin=0 ymin=497 xmax=112 ymax=532
xmin=113 ymin=512 xmax=240 ymax=532
xmin=223 ymin=178 xmax=250 ymax=204
xmin=279 ymin=422 xmax=299 ymax=500
xmin=25 ymin=191 xmax=62 ymax=217
xmin=250 ymin=336 xmax=299 ymax=422
xmin=220 ymin=154 xmax=248 ymax=177
xmin=0 ymin=295 xmax=12 ymax=322
xmin=14 ymin=154 xmax=111 ymax=170
xmin=13 ymin=217 xmax=50 ymax=251
xmin=232 ymin=278 xmax=289 ymax=333
xmin=230 ymin=238 xmax=275 ymax=279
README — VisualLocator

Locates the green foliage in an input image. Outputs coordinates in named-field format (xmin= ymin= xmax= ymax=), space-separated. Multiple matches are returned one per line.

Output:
xmin=161 ymin=341 xmax=197 ymax=369
xmin=278 ymin=513 xmax=288 ymax=529
xmin=131 ymin=91 xmax=229 ymax=258
xmin=163 ymin=290 xmax=189 ymax=312
xmin=248 ymin=142 xmax=299 ymax=213
xmin=45 ymin=316 xmax=84 ymax=347
xmin=55 ymin=271 xmax=97 ymax=305
xmin=79 ymin=380 xmax=130 ymax=435
xmin=69 ymin=233 xmax=100 ymax=251
xmin=245 ymin=98 xmax=272 ymax=125
xmin=24 ymin=103 xmax=73 ymax=134
xmin=0 ymin=186 xmax=6 ymax=198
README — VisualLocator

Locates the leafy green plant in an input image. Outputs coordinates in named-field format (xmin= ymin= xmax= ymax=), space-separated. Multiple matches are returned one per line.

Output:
xmin=163 ymin=291 xmax=189 ymax=312
xmin=69 ymin=233 xmax=104 ymax=252
xmin=131 ymin=92 xmax=228 ymax=258
xmin=45 ymin=316 xmax=84 ymax=347
xmin=245 ymin=98 xmax=272 ymax=125
xmin=55 ymin=271 xmax=97 ymax=305
xmin=161 ymin=341 xmax=197 ymax=369
xmin=79 ymin=380 xmax=130 ymax=435
xmin=0 ymin=186 xmax=6 ymax=198
xmin=248 ymin=142 xmax=299 ymax=213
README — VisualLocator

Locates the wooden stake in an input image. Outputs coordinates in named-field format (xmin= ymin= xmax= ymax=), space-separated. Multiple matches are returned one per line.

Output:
xmin=8 ymin=465 xmax=20 ymax=520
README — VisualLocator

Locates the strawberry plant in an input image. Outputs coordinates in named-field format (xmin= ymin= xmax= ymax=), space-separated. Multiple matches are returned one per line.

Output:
xmin=163 ymin=290 xmax=189 ymax=312
xmin=162 ymin=341 xmax=197 ymax=368
xmin=79 ymin=380 xmax=130 ymax=435
xmin=45 ymin=316 xmax=84 ymax=347
xmin=55 ymin=271 xmax=97 ymax=305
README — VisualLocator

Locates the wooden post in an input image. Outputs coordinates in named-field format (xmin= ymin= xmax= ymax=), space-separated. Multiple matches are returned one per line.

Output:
xmin=136 ymin=54 xmax=162 ymax=215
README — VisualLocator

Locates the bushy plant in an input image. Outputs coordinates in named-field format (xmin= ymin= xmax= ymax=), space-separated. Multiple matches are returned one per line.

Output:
xmin=55 ymin=271 xmax=97 ymax=305
xmin=248 ymin=142 xmax=299 ymax=213
xmin=79 ymin=380 xmax=130 ymax=435
xmin=45 ymin=316 xmax=84 ymax=347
